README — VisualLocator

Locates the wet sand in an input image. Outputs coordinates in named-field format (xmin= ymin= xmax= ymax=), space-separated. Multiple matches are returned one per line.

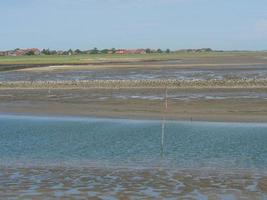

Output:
xmin=1 ymin=55 xmax=267 ymax=199
xmin=2 ymin=53 xmax=267 ymax=82
xmin=1 ymin=166 xmax=267 ymax=199
xmin=1 ymin=88 xmax=267 ymax=122
xmin=1 ymin=54 xmax=267 ymax=122
xmin=1 ymin=114 xmax=267 ymax=199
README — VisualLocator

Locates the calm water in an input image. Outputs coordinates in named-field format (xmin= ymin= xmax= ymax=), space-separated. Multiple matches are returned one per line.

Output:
xmin=1 ymin=115 xmax=267 ymax=199
xmin=1 ymin=115 xmax=267 ymax=169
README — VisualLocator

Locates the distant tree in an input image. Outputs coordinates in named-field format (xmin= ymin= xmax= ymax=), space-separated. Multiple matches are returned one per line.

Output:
xmin=41 ymin=49 xmax=45 ymax=55
xmin=111 ymin=48 xmax=116 ymax=53
xmin=157 ymin=49 xmax=163 ymax=53
xmin=203 ymin=48 xmax=212 ymax=52
xmin=41 ymin=49 xmax=56 ymax=55
xmin=196 ymin=48 xmax=213 ymax=53
xmin=83 ymin=50 xmax=91 ymax=54
xmin=166 ymin=49 xmax=170 ymax=53
xmin=62 ymin=51 xmax=69 ymax=55
xmin=51 ymin=50 xmax=57 ymax=55
xmin=90 ymin=47 xmax=99 ymax=54
xmin=25 ymin=50 xmax=35 ymax=56
xmin=41 ymin=49 xmax=50 ymax=55
xmin=145 ymin=48 xmax=151 ymax=53
xmin=67 ymin=49 xmax=73 ymax=55
xmin=101 ymin=49 xmax=109 ymax=54
xmin=74 ymin=49 xmax=82 ymax=54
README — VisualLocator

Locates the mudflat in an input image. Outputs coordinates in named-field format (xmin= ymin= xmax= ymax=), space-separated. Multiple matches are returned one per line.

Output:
xmin=1 ymin=52 xmax=267 ymax=122
xmin=1 ymin=88 xmax=267 ymax=122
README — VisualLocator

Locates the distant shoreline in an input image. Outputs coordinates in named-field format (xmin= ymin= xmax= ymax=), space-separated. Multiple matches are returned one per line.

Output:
xmin=1 ymin=51 xmax=267 ymax=70
xmin=0 ymin=58 xmax=182 ymax=72
xmin=1 ymin=52 xmax=267 ymax=123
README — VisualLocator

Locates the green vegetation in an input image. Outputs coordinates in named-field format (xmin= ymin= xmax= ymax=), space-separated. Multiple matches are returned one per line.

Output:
xmin=0 ymin=51 xmax=265 ymax=66
xmin=25 ymin=50 xmax=35 ymax=56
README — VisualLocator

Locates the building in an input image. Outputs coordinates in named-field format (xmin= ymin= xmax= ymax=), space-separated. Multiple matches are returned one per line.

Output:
xmin=0 ymin=48 xmax=41 ymax=56
xmin=57 ymin=50 xmax=64 ymax=55
xmin=115 ymin=49 xmax=126 ymax=54
xmin=0 ymin=51 xmax=6 ymax=56
xmin=115 ymin=49 xmax=146 ymax=54
xmin=24 ymin=48 xmax=41 ymax=55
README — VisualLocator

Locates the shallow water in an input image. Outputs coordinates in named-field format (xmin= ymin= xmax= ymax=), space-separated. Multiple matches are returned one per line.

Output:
xmin=1 ymin=115 xmax=267 ymax=199
xmin=1 ymin=66 xmax=267 ymax=81
xmin=1 ymin=115 xmax=267 ymax=169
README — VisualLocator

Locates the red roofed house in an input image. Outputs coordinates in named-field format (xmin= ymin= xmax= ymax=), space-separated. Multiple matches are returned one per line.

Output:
xmin=115 ymin=49 xmax=146 ymax=54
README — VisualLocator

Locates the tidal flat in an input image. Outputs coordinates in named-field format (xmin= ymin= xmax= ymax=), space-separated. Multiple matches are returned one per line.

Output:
xmin=1 ymin=53 xmax=267 ymax=122
xmin=0 ymin=115 xmax=267 ymax=199
xmin=1 ymin=88 xmax=267 ymax=122
xmin=1 ymin=53 xmax=267 ymax=199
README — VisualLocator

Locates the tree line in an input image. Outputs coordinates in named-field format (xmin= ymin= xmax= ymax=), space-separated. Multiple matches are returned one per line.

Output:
xmin=40 ymin=48 xmax=172 ymax=55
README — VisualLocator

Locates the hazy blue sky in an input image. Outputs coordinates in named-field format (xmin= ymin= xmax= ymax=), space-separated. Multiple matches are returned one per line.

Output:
xmin=1 ymin=0 xmax=267 ymax=50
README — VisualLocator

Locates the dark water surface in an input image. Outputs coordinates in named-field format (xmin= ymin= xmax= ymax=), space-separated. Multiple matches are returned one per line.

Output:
xmin=1 ymin=115 xmax=267 ymax=199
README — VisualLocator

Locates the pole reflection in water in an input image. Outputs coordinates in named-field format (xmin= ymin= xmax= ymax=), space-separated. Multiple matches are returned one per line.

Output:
xmin=161 ymin=87 xmax=168 ymax=157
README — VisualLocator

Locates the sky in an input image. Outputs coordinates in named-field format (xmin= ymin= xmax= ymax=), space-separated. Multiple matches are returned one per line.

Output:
xmin=0 ymin=0 xmax=267 ymax=51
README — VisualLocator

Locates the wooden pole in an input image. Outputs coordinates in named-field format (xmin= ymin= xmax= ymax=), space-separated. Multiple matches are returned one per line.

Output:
xmin=161 ymin=87 xmax=167 ymax=157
